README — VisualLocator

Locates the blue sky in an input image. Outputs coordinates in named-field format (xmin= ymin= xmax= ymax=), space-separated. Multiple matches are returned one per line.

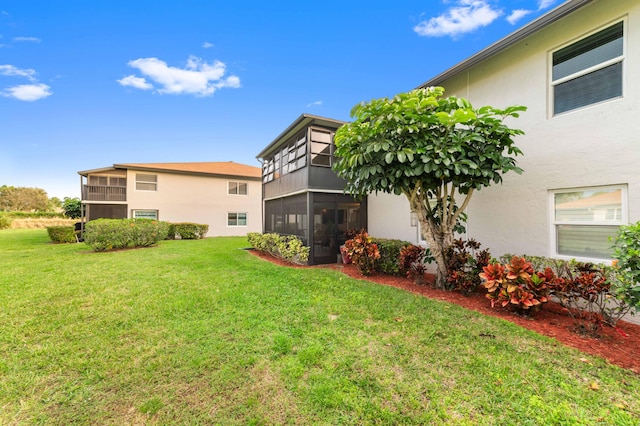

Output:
xmin=1 ymin=0 xmax=560 ymax=199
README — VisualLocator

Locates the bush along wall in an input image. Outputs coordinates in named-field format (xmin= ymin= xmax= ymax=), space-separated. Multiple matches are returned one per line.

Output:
xmin=166 ymin=223 xmax=209 ymax=240
xmin=47 ymin=226 xmax=77 ymax=244
xmin=371 ymin=238 xmax=412 ymax=276
xmin=247 ymin=232 xmax=309 ymax=265
xmin=84 ymin=218 xmax=169 ymax=252
xmin=488 ymin=253 xmax=637 ymax=337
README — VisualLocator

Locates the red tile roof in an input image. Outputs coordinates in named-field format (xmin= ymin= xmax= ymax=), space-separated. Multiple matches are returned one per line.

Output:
xmin=114 ymin=161 xmax=261 ymax=179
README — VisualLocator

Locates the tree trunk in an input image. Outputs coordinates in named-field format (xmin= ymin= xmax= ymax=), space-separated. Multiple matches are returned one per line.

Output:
xmin=418 ymin=217 xmax=453 ymax=290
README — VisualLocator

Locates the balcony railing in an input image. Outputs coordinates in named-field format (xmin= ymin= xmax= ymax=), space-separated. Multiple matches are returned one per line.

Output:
xmin=82 ymin=185 xmax=127 ymax=202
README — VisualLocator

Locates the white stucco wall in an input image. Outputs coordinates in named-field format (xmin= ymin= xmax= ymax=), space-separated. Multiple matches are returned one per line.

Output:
xmin=126 ymin=170 xmax=262 ymax=237
xmin=371 ymin=0 xmax=640 ymax=262
xmin=368 ymin=192 xmax=422 ymax=243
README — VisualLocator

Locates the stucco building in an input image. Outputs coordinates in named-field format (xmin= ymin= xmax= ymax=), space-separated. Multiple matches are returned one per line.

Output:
xmin=369 ymin=0 xmax=639 ymax=263
xmin=78 ymin=161 xmax=262 ymax=237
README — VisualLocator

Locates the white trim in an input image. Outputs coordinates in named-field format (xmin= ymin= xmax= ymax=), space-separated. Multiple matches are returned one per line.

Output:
xmin=227 ymin=212 xmax=248 ymax=227
xmin=135 ymin=173 xmax=158 ymax=192
xmin=548 ymin=184 xmax=627 ymax=262
xmin=228 ymin=180 xmax=248 ymax=196
xmin=549 ymin=17 xmax=626 ymax=116
xmin=132 ymin=209 xmax=159 ymax=220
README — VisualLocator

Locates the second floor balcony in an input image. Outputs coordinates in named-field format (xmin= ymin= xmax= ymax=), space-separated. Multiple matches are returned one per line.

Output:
xmin=82 ymin=185 xmax=127 ymax=202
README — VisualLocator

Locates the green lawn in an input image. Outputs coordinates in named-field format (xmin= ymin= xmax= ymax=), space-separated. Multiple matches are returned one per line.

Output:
xmin=1 ymin=229 xmax=639 ymax=425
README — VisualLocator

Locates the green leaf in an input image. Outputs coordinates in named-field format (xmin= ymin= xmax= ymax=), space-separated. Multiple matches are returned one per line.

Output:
xmin=385 ymin=152 xmax=394 ymax=164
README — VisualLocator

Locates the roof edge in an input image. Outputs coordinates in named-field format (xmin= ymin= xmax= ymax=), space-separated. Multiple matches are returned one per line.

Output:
xmin=256 ymin=113 xmax=345 ymax=159
xmin=416 ymin=0 xmax=594 ymax=89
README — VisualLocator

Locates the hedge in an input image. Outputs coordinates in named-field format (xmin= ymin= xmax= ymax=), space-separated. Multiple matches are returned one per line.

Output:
xmin=247 ymin=232 xmax=309 ymax=265
xmin=47 ymin=226 xmax=77 ymax=243
xmin=167 ymin=222 xmax=209 ymax=240
xmin=84 ymin=218 xmax=170 ymax=252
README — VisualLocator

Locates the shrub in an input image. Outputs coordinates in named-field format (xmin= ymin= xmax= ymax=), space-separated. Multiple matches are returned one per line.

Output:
xmin=247 ymin=233 xmax=309 ymax=265
xmin=399 ymin=244 xmax=432 ymax=284
xmin=372 ymin=238 xmax=412 ymax=276
xmin=480 ymin=256 xmax=552 ymax=314
xmin=84 ymin=219 xmax=169 ymax=252
xmin=277 ymin=235 xmax=310 ymax=264
xmin=549 ymin=262 xmax=624 ymax=336
xmin=445 ymin=239 xmax=490 ymax=294
xmin=129 ymin=219 xmax=170 ymax=247
xmin=612 ymin=221 xmax=640 ymax=316
xmin=47 ymin=226 xmax=77 ymax=243
xmin=344 ymin=231 xmax=380 ymax=276
xmin=0 ymin=214 xmax=12 ymax=229
xmin=499 ymin=253 xmax=634 ymax=332
xmin=167 ymin=222 xmax=209 ymax=240
xmin=247 ymin=232 xmax=280 ymax=254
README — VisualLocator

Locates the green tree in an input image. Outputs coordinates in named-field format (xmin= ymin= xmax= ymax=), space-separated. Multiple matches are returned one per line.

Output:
xmin=48 ymin=196 xmax=63 ymax=211
xmin=0 ymin=185 xmax=49 ymax=212
xmin=62 ymin=197 xmax=82 ymax=219
xmin=333 ymin=87 xmax=526 ymax=289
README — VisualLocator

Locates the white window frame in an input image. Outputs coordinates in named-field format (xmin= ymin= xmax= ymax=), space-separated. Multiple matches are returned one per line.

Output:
xmin=135 ymin=173 xmax=158 ymax=191
xmin=549 ymin=185 xmax=627 ymax=262
xmin=550 ymin=18 xmax=625 ymax=116
xmin=228 ymin=181 xmax=248 ymax=196
xmin=227 ymin=212 xmax=248 ymax=227
xmin=132 ymin=209 xmax=159 ymax=220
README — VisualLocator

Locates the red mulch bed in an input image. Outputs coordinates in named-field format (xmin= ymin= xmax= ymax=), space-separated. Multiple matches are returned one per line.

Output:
xmin=250 ymin=250 xmax=640 ymax=373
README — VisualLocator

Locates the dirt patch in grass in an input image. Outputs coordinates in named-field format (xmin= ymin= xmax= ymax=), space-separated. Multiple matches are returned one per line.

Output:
xmin=250 ymin=250 xmax=640 ymax=373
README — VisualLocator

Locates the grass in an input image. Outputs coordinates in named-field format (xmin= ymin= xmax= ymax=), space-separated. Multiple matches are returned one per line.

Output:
xmin=1 ymin=229 xmax=639 ymax=425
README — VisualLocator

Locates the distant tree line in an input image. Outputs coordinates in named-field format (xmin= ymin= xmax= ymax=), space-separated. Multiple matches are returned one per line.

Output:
xmin=0 ymin=185 xmax=81 ymax=218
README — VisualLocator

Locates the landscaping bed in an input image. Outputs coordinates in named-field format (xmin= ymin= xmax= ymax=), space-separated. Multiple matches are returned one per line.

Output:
xmin=251 ymin=250 xmax=640 ymax=373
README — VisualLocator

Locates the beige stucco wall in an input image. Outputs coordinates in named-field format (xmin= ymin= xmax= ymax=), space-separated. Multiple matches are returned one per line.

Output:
xmin=126 ymin=170 xmax=262 ymax=237
xmin=370 ymin=0 xmax=640 ymax=261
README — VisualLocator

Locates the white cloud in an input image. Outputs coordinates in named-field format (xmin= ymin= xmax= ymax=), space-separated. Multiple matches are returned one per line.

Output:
xmin=117 ymin=74 xmax=152 ymax=90
xmin=0 ymin=64 xmax=37 ymax=81
xmin=414 ymin=0 xmax=502 ymax=38
xmin=306 ymin=100 xmax=322 ymax=107
xmin=13 ymin=36 xmax=41 ymax=43
xmin=202 ymin=42 xmax=214 ymax=48
xmin=1 ymin=83 xmax=52 ymax=101
xmin=537 ymin=0 xmax=557 ymax=10
xmin=1 ymin=11 xmax=8 ymax=16
xmin=507 ymin=9 xmax=532 ymax=25
xmin=121 ymin=55 xmax=241 ymax=96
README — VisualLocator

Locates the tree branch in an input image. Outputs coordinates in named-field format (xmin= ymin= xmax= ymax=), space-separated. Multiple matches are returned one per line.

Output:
xmin=450 ymin=188 xmax=474 ymax=228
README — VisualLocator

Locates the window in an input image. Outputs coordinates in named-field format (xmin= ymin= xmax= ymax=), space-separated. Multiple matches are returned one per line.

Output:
xmin=132 ymin=210 xmax=158 ymax=220
xmin=228 ymin=212 xmax=247 ymax=227
xmin=228 ymin=181 xmax=248 ymax=195
xmin=135 ymin=174 xmax=157 ymax=191
xmin=310 ymin=128 xmax=333 ymax=167
xmin=262 ymin=131 xmax=307 ymax=182
xmin=551 ymin=185 xmax=626 ymax=259
xmin=263 ymin=159 xmax=275 ymax=183
xmin=552 ymin=21 xmax=624 ymax=115
xmin=88 ymin=175 xmax=126 ymax=187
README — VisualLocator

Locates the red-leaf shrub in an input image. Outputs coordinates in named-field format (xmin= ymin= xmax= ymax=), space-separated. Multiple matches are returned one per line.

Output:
xmin=344 ymin=231 xmax=380 ymax=276
xmin=480 ymin=256 xmax=553 ymax=314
